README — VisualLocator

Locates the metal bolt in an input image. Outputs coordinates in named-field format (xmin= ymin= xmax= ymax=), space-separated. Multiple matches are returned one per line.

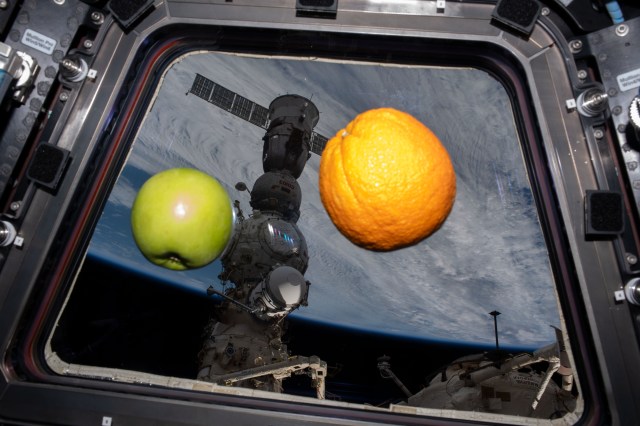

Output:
xmin=626 ymin=253 xmax=638 ymax=265
xmin=0 ymin=0 xmax=8 ymax=10
xmin=616 ymin=24 xmax=629 ymax=37
xmin=577 ymin=88 xmax=608 ymax=117
xmin=541 ymin=7 xmax=549 ymax=16
xmin=10 ymin=201 xmax=20 ymax=211
xmin=570 ymin=40 xmax=583 ymax=53
xmin=83 ymin=39 xmax=93 ymax=49
xmin=59 ymin=92 xmax=69 ymax=102
xmin=90 ymin=11 xmax=104 ymax=24
xmin=593 ymin=129 xmax=604 ymax=139
xmin=60 ymin=56 xmax=88 ymax=82
xmin=608 ymin=88 xmax=618 ymax=97
xmin=612 ymin=105 xmax=623 ymax=115
xmin=577 ymin=70 xmax=587 ymax=80
xmin=62 ymin=58 xmax=78 ymax=72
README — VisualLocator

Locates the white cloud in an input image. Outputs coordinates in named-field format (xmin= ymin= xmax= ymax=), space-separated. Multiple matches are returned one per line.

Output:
xmin=90 ymin=52 xmax=560 ymax=347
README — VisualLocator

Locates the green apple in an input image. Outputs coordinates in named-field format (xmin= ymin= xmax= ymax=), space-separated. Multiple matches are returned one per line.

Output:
xmin=130 ymin=168 xmax=233 ymax=271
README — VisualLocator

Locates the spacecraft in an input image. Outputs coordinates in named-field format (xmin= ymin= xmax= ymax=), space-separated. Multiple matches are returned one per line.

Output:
xmin=0 ymin=1 xmax=639 ymax=425
xmin=186 ymin=75 xmax=579 ymax=418
xmin=189 ymin=75 xmax=328 ymax=396
xmin=379 ymin=327 xmax=577 ymax=418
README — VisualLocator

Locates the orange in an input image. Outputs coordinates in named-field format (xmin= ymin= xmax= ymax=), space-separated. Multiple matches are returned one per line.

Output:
xmin=319 ymin=108 xmax=456 ymax=251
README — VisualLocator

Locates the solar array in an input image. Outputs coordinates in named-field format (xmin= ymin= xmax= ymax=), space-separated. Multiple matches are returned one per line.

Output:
xmin=190 ymin=73 xmax=328 ymax=155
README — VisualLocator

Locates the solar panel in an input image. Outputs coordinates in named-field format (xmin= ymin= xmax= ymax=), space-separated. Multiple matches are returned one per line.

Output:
xmin=249 ymin=104 xmax=269 ymax=128
xmin=210 ymin=84 xmax=235 ymax=110
xmin=189 ymin=73 xmax=326 ymax=152
xmin=230 ymin=95 xmax=254 ymax=122
xmin=190 ymin=74 xmax=214 ymax=100
xmin=310 ymin=132 xmax=328 ymax=155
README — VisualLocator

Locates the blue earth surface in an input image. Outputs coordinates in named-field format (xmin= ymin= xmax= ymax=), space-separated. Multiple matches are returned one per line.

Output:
xmin=87 ymin=51 xmax=561 ymax=350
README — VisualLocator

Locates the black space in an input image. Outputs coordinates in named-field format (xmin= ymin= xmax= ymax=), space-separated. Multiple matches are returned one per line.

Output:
xmin=51 ymin=255 xmax=490 ymax=406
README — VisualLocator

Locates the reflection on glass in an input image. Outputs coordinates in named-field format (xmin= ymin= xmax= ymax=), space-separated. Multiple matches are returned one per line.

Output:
xmin=265 ymin=222 xmax=299 ymax=254
xmin=49 ymin=51 xmax=575 ymax=421
xmin=91 ymin=52 xmax=560 ymax=346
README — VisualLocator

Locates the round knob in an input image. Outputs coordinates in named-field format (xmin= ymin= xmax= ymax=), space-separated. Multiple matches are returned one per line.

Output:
xmin=627 ymin=97 xmax=640 ymax=150
xmin=577 ymin=88 xmax=608 ymax=117
xmin=625 ymin=277 xmax=640 ymax=305
xmin=0 ymin=220 xmax=16 ymax=247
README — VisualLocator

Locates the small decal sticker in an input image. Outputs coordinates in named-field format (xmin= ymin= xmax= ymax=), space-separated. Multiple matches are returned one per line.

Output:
xmin=21 ymin=29 xmax=56 ymax=55
xmin=617 ymin=68 xmax=640 ymax=92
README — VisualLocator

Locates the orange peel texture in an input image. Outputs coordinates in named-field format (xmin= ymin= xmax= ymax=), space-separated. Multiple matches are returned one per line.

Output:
xmin=319 ymin=108 xmax=456 ymax=251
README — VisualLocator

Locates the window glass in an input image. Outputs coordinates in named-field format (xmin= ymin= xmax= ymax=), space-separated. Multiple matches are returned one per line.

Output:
xmin=51 ymin=51 xmax=572 ymax=419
